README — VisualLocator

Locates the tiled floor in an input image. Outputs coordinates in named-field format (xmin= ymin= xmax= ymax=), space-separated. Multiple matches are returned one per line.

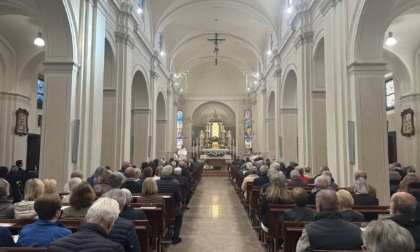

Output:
xmin=168 ymin=177 xmax=265 ymax=252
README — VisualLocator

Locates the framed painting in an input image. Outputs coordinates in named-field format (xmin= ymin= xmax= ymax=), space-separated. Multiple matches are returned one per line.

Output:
xmin=15 ymin=108 xmax=29 ymax=136
xmin=401 ymin=108 xmax=415 ymax=137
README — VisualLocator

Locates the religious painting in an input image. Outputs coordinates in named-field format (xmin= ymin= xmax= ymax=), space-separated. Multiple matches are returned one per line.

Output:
xmin=401 ymin=108 xmax=415 ymax=137
xmin=386 ymin=78 xmax=395 ymax=111
xmin=15 ymin=108 xmax=29 ymax=136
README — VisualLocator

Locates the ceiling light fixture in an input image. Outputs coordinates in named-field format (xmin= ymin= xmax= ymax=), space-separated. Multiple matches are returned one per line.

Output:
xmin=267 ymin=50 xmax=272 ymax=55
xmin=287 ymin=7 xmax=293 ymax=14
xmin=385 ymin=31 xmax=397 ymax=46
xmin=34 ymin=32 xmax=45 ymax=47
xmin=137 ymin=8 xmax=142 ymax=14
xmin=160 ymin=51 xmax=165 ymax=56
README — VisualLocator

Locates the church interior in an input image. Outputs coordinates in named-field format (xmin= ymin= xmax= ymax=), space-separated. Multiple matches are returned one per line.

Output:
xmin=1 ymin=0 xmax=420 ymax=219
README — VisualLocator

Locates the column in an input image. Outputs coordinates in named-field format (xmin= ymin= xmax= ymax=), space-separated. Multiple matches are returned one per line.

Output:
xmin=132 ymin=108 xmax=151 ymax=164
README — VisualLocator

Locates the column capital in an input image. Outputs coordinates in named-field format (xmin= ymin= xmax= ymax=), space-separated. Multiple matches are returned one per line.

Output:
xmin=347 ymin=62 xmax=387 ymax=75
xmin=43 ymin=61 xmax=80 ymax=74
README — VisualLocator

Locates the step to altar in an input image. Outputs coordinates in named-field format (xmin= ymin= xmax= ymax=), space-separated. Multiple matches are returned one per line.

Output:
xmin=202 ymin=170 xmax=229 ymax=177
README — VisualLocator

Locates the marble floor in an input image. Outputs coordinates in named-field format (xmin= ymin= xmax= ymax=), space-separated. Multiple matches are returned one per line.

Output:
xmin=168 ymin=177 xmax=265 ymax=252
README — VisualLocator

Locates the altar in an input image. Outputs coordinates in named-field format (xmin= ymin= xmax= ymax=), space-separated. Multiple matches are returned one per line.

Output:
xmin=198 ymin=111 xmax=234 ymax=168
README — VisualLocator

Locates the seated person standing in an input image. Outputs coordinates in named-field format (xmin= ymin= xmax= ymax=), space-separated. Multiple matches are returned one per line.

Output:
xmin=156 ymin=165 xmax=183 ymax=244
xmin=61 ymin=182 xmax=95 ymax=219
xmin=389 ymin=192 xmax=420 ymax=250
xmin=337 ymin=189 xmax=365 ymax=222
xmin=0 ymin=178 xmax=14 ymax=219
xmin=17 ymin=195 xmax=71 ymax=247
xmin=121 ymin=167 xmax=141 ymax=193
xmin=102 ymin=189 xmax=141 ymax=252
xmin=363 ymin=219 xmax=415 ymax=252
xmin=284 ymin=187 xmax=315 ymax=221
xmin=47 ymin=198 xmax=124 ymax=252
xmin=296 ymin=189 xmax=363 ymax=251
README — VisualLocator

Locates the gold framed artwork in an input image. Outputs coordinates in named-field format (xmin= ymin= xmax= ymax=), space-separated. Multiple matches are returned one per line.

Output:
xmin=401 ymin=108 xmax=415 ymax=137
xmin=15 ymin=108 xmax=29 ymax=136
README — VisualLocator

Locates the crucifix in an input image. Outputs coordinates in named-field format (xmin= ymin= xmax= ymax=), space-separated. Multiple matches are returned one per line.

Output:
xmin=207 ymin=33 xmax=225 ymax=66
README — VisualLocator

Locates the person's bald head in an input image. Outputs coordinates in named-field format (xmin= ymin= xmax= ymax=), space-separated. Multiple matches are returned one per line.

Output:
xmin=391 ymin=192 xmax=417 ymax=215
xmin=354 ymin=170 xmax=367 ymax=180
xmin=124 ymin=167 xmax=135 ymax=178
xmin=316 ymin=189 xmax=338 ymax=212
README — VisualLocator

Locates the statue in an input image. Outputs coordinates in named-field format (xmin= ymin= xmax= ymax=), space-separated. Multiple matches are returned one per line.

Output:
xmin=199 ymin=130 xmax=205 ymax=146
xmin=227 ymin=130 xmax=232 ymax=147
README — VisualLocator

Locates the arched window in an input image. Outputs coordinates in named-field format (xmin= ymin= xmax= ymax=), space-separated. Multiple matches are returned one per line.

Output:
xmin=177 ymin=110 xmax=183 ymax=148
xmin=137 ymin=0 xmax=144 ymax=19
xmin=244 ymin=110 xmax=252 ymax=148
xmin=386 ymin=78 xmax=395 ymax=111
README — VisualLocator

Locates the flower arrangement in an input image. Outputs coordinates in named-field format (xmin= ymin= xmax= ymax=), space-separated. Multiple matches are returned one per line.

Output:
xmin=211 ymin=136 xmax=219 ymax=142
xmin=204 ymin=164 xmax=213 ymax=170
xmin=207 ymin=152 xmax=225 ymax=157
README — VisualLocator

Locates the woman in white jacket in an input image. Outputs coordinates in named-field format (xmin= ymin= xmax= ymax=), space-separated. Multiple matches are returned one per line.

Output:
xmin=14 ymin=178 xmax=44 ymax=219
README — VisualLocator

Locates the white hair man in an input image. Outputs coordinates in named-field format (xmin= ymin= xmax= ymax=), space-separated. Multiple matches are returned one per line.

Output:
xmin=307 ymin=175 xmax=330 ymax=205
xmin=347 ymin=170 xmax=377 ymax=196
xmin=47 ymin=198 xmax=124 ymax=252
xmin=287 ymin=170 xmax=308 ymax=188
xmin=296 ymin=189 xmax=362 ymax=252
xmin=241 ymin=166 xmax=259 ymax=197
xmin=156 ymin=165 xmax=184 ymax=244
xmin=173 ymin=167 xmax=192 ymax=209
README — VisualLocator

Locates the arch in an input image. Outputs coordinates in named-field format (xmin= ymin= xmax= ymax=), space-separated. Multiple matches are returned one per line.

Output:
xmin=17 ymin=51 xmax=45 ymax=94
xmin=132 ymin=71 xmax=150 ymax=109
xmin=282 ymin=70 xmax=298 ymax=107
xmin=156 ymin=91 xmax=166 ymax=120
xmin=267 ymin=91 xmax=275 ymax=117
xmin=191 ymin=101 xmax=237 ymax=127
xmin=383 ymin=48 xmax=413 ymax=95
xmin=312 ymin=37 xmax=325 ymax=90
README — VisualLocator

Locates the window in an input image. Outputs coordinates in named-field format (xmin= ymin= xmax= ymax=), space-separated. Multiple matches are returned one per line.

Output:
xmin=37 ymin=77 xmax=44 ymax=110
xmin=386 ymin=78 xmax=395 ymax=110
xmin=137 ymin=0 xmax=144 ymax=19
xmin=158 ymin=33 xmax=164 ymax=54
xmin=177 ymin=111 xmax=183 ymax=149
xmin=244 ymin=110 xmax=252 ymax=149
xmin=270 ymin=34 xmax=275 ymax=51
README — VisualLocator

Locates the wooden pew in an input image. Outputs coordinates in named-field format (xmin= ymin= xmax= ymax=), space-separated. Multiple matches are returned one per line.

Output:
xmin=129 ymin=203 xmax=166 ymax=252
xmin=249 ymin=186 xmax=262 ymax=228
xmin=0 ymin=219 xmax=150 ymax=252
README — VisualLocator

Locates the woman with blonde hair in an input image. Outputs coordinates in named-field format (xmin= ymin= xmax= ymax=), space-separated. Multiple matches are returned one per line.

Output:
xmin=260 ymin=176 xmax=293 ymax=232
xmin=61 ymin=182 xmax=95 ymax=219
xmin=43 ymin=179 xmax=58 ymax=196
xmin=14 ymin=178 xmax=44 ymax=219
xmin=337 ymin=189 xmax=365 ymax=222
xmin=138 ymin=178 xmax=164 ymax=205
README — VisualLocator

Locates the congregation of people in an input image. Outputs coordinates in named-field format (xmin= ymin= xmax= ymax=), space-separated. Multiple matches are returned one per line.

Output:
xmin=232 ymin=157 xmax=420 ymax=252
xmin=0 ymin=157 xmax=201 ymax=250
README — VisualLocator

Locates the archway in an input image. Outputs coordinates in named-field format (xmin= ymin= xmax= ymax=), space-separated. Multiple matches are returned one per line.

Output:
xmin=280 ymin=70 xmax=298 ymax=164
xmin=131 ymin=71 xmax=150 ymax=164
xmin=155 ymin=92 xmax=167 ymax=159
xmin=311 ymin=38 xmax=328 ymax=170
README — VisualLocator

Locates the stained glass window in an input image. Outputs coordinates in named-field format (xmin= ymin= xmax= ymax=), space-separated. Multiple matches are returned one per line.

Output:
xmin=37 ymin=78 xmax=44 ymax=110
xmin=244 ymin=110 xmax=252 ymax=149
xmin=177 ymin=111 xmax=183 ymax=149
xmin=138 ymin=0 xmax=144 ymax=19
xmin=386 ymin=79 xmax=395 ymax=111
xmin=159 ymin=33 xmax=164 ymax=53
xmin=271 ymin=34 xmax=275 ymax=51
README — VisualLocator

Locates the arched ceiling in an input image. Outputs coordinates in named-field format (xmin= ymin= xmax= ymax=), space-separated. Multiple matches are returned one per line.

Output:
xmin=192 ymin=101 xmax=236 ymax=127
xmin=149 ymin=0 xmax=283 ymax=96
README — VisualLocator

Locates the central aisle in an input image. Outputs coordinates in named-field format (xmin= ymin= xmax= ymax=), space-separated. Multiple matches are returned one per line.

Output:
xmin=168 ymin=177 xmax=265 ymax=252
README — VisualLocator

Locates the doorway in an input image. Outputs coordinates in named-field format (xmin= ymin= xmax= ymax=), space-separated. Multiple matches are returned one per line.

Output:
xmin=26 ymin=134 xmax=41 ymax=171
xmin=388 ymin=131 xmax=397 ymax=164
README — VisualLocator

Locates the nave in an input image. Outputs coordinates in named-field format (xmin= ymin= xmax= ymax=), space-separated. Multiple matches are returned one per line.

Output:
xmin=169 ymin=177 xmax=264 ymax=252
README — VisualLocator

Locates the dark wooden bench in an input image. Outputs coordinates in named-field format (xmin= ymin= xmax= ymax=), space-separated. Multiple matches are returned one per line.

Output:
xmin=0 ymin=218 xmax=150 ymax=252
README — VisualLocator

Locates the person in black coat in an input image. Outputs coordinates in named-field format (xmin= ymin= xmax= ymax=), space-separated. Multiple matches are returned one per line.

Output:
xmin=121 ymin=167 xmax=141 ymax=193
xmin=307 ymin=175 xmax=330 ymax=205
xmin=102 ymin=189 xmax=141 ymax=252
xmin=284 ymin=187 xmax=315 ymax=221
xmin=173 ymin=167 xmax=191 ymax=207
xmin=253 ymin=165 xmax=270 ymax=186
xmin=352 ymin=178 xmax=379 ymax=221
xmin=0 ymin=227 xmax=15 ymax=247
xmin=47 ymin=198 xmax=124 ymax=252
xmin=389 ymin=192 xmax=420 ymax=251
xmin=287 ymin=170 xmax=308 ymax=188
